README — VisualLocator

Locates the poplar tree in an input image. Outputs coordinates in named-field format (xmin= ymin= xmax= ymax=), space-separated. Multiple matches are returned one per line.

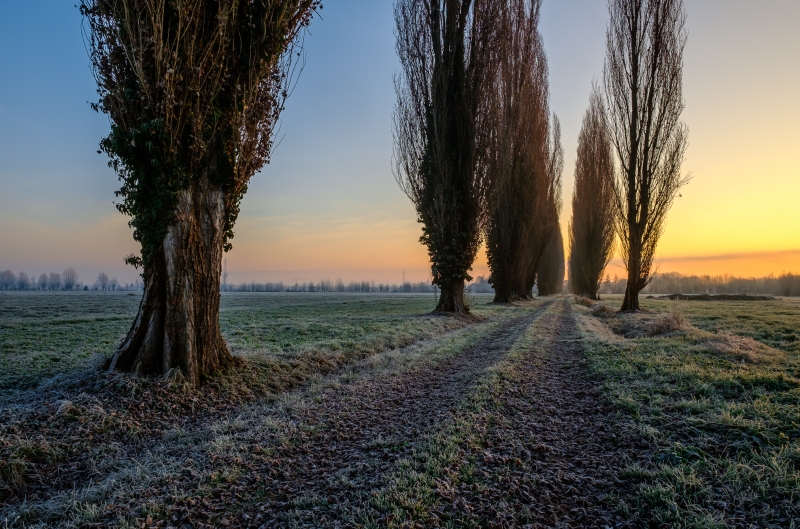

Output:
xmin=604 ymin=0 xmax=689 ymax=311
xmin=82 ymin=0 xmax=318 ymax=384
xmin=568 ymin=88 xmax=616 ymax=300
xmin=393 ymin=0 xmax=500 ymax=313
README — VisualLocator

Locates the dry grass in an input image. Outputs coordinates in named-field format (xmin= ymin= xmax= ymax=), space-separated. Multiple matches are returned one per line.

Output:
xmin=592 ymin=304 xmax=616 ymax=319
xmin=575 ymin=296 xmax=595 ymax=307
xmin=646 ymin=307 xmax=688 ymax=337
xmin=704 ymin=331 xmax=786 ymax=364
xmin=579 ymin=295 xmax=800 ymax=527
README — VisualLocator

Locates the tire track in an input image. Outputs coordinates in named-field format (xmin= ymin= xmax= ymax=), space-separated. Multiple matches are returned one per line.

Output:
xmin=438 ymin=299 xmax=628 ymax=528
xmin=176 ymin=301 xmax=555 ymax=528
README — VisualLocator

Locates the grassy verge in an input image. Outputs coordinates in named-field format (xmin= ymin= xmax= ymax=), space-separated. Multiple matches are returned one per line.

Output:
xmin=574 ymin=297 xmax=800 ymax=528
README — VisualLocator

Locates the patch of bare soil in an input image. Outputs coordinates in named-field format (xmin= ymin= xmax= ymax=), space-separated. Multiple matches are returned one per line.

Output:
xmin=434 ymin=300 xmax=629 ymax=528
xmin=657 ymin=294 xmax=775 ymax=301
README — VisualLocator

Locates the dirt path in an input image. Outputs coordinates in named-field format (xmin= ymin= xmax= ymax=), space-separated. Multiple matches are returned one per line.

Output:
xmin=12 ymin=299 xmax=631 ymax=528
xmin=140 ymin=299 xmax=627 ymax=529
xmin=435 ymin=299 xmax=628 ymax=529
xmin=160 ymin=304 xmax=553 ymax=528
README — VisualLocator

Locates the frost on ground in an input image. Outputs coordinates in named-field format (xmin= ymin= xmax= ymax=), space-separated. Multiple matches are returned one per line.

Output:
xmin=2 ymin=293 xmax=800 ymax=528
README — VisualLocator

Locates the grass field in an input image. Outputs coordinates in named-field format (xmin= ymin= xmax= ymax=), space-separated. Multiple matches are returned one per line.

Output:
xmin=577 ymin=295 xmax=800 ymax=527
xmin=1 ymin=291 xmax=799 ymax=527
xmin=0 ymin=291 xmax=489 ymax=392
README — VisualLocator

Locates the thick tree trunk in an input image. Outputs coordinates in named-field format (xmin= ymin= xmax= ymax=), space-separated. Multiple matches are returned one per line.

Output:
xmin=109 ymin=177 xmax=235 ymax=385
xmin=620 ymin=243 xmax=642 ymax=311
xmin=435 ymin=280 xmax=467 ymax=313
xmin=491 ymin=275 xmax=517 ymax=303
xmin=587 ymin=283 xmax=599 ymax=300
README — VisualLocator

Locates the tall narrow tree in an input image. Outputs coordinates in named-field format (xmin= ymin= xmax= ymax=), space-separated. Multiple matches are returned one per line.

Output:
xmin=484 ymin=0 xmax=553 ymax=303
xmin=520 ymin=115 xmax=563 ymax=298
xmin=603 ymin=0 xmax=689 ymax=311
xmin=393 ymin=0 xmax=499 ymax=313
xmin=568 ymin=88 xmax=616 ymax=299
xmin=536 ymin=225 xmax=564 ymax=296
xmin=82 ymin=0 xmax=318 ymax=384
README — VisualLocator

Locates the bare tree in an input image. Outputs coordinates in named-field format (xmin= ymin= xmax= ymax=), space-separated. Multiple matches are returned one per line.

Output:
xmin=97 ymin=272 xmax=109 ymax=291
xmin=82 ymin=0 xmax=319 ymax=384
xmin=568 ymin=88 xmax=616 ymax=299
xmin=0 ymin=270 xmax=15 ymax=291
xmin=17 ymin=272 xmax=30 ymax=291
xmin=778 ymin=272 xmax=796 ymax=297
xmin=484 ymin=0 xmax=557 ymax=303
xmin=38 ymin=273 xmax=48 ymax=291
xmin=48 ymin=272 xmax=61 ymax=291
xmin=604 ymin=0 xmax=690 ymax=311
xmin=63 ymin=268 xmax=79 ymax=291
xmin=536 ymin=224 xmax=564 ymax=296
xmin=393 ymin=0 xmax=500 ymax=313
xmin=518 ymin=115 xmax=563 ymax=298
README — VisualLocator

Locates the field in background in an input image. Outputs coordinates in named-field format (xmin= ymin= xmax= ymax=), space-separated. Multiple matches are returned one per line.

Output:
xmin=0 ymin=291 xmax=493 ymax=393
xmin=577 ymin=295 xmax=800 ymax=526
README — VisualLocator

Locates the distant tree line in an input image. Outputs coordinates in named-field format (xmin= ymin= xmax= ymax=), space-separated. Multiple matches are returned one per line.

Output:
xmin=595 ymin=271 xmax=800 ymax=297
xmin=222 ymin=279 xmax=441 ymax=294
xmin=0 ymin=268 xmax=142 ymax=291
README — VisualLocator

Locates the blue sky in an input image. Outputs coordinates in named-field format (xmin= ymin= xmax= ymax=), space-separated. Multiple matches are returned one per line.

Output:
xmin=1 ymin=1 xmax=798 ymax=285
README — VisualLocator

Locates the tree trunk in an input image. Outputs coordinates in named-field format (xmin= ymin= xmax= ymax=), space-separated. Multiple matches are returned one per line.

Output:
xmin=620 ymin=245 xmax=641 ymax=311
xmin=109 ymin=176 xmax=236 ymax=385
xmin=436 ymin=280 xmax=467 ymax=313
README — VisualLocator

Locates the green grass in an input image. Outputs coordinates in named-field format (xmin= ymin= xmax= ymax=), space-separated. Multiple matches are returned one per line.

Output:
xmin=576 ymin=296 xmax=800 ymax=527
xmin=639 ymin=297 xmax=800 ymax=354
xmin=0 ymin=291 xmax=495 ymax=391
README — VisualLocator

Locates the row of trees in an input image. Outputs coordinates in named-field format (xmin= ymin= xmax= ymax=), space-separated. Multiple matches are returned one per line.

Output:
xmin=568 ymin=0 xmax=689 ymax=309
xmin=394 ymin=0 xmax=565 ymax=309
xmin=0 ymin=269 xmax=139 ymax=291
xmin=223 ymin=280 xmax=441 ymax=293
xmin=596 ymin=271 xmax=800 ymax=297
xmin=0 ymin=269 xmax=80 ymax=291
xmin=80 ymin=0 xmax=688 ymax=383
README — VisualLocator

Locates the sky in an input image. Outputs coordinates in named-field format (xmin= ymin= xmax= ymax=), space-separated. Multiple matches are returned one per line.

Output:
xmin=0 ymin=1 xmax=798 ymax=286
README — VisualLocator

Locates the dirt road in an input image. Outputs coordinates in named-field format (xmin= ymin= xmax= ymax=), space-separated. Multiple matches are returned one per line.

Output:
xmin=155 ymin=299 xmax=627 ymax=528
xmin=10 ymin=299 xmax=629 ymax=528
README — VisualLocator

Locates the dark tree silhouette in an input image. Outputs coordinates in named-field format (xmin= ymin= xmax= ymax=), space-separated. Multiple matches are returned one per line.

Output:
xmin=604 ymin=0 xmax=689 ymax=311
xmin=393 ymin=0 xmax=500 ymax=313
xmin=536 ymin=225 xmax=564 ymax=296
xmin=63 ymin=268 xmax=79 ymax=291
xmin=778 ymin=272 xmax=796 ymax=297
xmin=82 ymin=0 xmax=318 ymax=384
xmin=519 ymin=115 xmax=563 ymax=299
xmin=568 ymin=88 xmax=616 ymax=300
xmin=484 ymin=0 xmax=555 ymax=303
